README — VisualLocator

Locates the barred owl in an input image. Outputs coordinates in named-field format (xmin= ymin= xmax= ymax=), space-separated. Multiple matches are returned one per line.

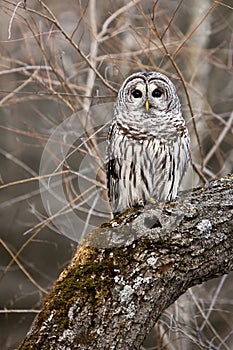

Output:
xmin=106 ymin=72 xmax=190 ymax=215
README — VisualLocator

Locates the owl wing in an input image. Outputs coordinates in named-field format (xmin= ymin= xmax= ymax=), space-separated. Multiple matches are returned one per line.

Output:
xmin=106 ymin=157 xmax=118 ymax=201
xmin=106 ymin=155 xmax=120 ymax=215
xmin=106 ymin=122 xmax=121 ymax=213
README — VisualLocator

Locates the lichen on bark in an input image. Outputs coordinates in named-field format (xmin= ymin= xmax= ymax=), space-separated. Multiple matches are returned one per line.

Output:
xmin=19 ymin=175 xmax=233 ymax=350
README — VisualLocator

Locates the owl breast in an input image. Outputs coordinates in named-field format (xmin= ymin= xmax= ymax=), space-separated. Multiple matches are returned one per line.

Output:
xmin=106 ymin=122 xmax=190 ymax=215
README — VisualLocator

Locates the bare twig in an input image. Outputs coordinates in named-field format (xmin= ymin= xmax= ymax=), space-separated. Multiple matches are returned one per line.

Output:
xmin=36 ymin=0 xmax=117 ymax=93
xmin=7 ymin=0 xmax=23 ymax=39
xmin=0 ymin=309 xmax=40 ymax=313
xmin=0 ymin=239 xmax=47 ymax=294
xmin=204 ymin=111 xmax=233 ymax=166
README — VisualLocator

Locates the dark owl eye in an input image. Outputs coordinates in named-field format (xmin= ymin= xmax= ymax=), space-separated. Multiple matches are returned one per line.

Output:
xmin=152 ymin=88 xmax=163 ymax=98
xmin=132 ymin=89 xmax=142 ymax=98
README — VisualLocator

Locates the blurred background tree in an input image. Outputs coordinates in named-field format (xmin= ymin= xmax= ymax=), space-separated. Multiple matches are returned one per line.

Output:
xmin=0 ymin=1 xmax=232 ymax=349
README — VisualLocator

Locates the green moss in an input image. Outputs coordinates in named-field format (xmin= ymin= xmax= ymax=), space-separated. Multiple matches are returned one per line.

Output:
xmin=33 ymin=246 xmax=137 ymax=337
xmin=101 ymin=205 xmax=143 ymax=228
xmin=20 ymin=238 xmax=149 ymax=349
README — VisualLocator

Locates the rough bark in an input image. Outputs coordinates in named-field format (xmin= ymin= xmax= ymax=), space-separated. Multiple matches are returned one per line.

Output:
xmin=19 ymin=175 xmax=233 ymax=350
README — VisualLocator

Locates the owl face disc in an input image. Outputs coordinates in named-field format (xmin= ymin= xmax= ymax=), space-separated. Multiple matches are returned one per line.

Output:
xmin=118 ymin=72 xmax=178 ymax=115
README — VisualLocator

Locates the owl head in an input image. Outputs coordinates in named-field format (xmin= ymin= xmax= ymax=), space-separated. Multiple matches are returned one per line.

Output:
xmin=116 ymin=72 xmax=180 ymax=116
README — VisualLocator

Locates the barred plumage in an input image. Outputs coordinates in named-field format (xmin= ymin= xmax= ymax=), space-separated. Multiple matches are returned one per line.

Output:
xmin=106 ymin=72 xmax=190 ymax=215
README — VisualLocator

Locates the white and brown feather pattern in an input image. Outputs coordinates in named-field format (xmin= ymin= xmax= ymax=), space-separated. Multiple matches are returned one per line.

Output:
xmin=106 ymin=72 xmax=190 ymax=215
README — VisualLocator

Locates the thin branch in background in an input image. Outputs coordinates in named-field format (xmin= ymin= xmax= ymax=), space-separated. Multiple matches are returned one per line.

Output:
xmin=96 ymin=0 xmax=142 ymax=42
xmin=0 ymin=65 xmax=52 ymax=76
xmin=1 ymin=190 xmax=85 ymax=280
xmin=24 ymin=16 xmax=77 ymax=112
xmin=0 ymin=239 xmax=47 ymax=294
xmin=0 ymin=70 xmax=38 ymax=106
xmin=0 ymin=309 xmax=40 ymax=313
xmin=154 ymin=323 xmax=177 ymax=350
xmin=199 ymin=275 xmax=228 ymax=331
xmin=214 ymin=1 xmax=233 ymax=10
xmin=204 ymin=111 xmax=233 ymax=167
xmin=70 ymin=1 xmax=89 ymax=39
xmin=172 ymin=3 xmax=218 ymax=58
xmin=7 ymin=0 xmax=23 ymax=39
xmin=83 ymin=0 xmax=98 ymax=111
xmin=188 ymin=288 xmax=232 ymax=350
xmin=35 ymin=0 xmax=118 ymax=93
xmin=160 ymin=0 xmax=184 ymax=39
xmin=0 ymin=169 xmax=69 ymax=191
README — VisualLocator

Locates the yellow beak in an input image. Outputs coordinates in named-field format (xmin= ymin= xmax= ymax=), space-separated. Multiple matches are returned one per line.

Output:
xmin=145 ymin=100 xmax=149 ymax=112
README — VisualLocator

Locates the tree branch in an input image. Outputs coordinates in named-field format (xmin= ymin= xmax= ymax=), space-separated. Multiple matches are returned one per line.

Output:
xmin=18 ymin=174 xmax=233 ymax=349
